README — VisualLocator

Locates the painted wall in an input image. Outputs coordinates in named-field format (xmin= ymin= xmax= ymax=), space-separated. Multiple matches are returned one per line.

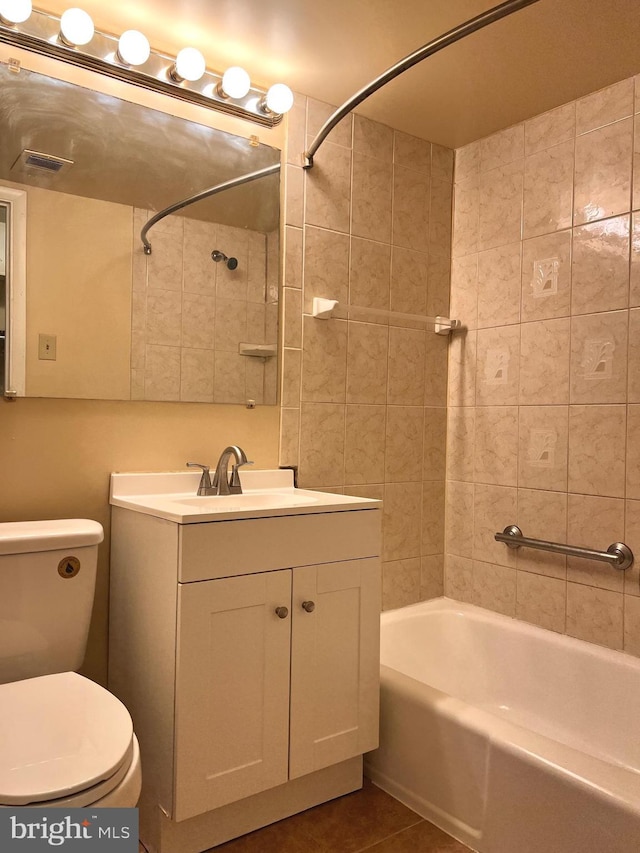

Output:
xmin=446 ymin=74 xmax=640 ymax=656
xmin=279 ymin=94 xmax=454 ymax=610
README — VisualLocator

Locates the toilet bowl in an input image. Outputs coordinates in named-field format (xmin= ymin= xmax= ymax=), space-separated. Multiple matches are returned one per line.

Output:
xmin=0 ymin=519 xmax=141 ymax=809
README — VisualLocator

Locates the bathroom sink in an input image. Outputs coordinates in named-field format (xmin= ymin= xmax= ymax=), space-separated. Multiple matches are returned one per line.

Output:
xmin=109 ymin=469 xmax=380 ymax=523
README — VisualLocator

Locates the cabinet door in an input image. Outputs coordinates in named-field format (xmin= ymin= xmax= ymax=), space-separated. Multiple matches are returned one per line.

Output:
xmin=289 ymin=558 xmax=380 ymax=779
xmin=174 ymin=570 xmax=292 ymax=821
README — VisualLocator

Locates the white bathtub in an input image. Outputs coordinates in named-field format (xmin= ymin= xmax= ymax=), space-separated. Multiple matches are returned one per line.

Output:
xmin=365 ymin=598 xmax=640 ymax=853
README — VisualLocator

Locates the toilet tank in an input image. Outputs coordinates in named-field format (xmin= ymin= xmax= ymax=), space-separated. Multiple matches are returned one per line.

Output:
xmin=0 ymin=519 xmax=103 ymax=684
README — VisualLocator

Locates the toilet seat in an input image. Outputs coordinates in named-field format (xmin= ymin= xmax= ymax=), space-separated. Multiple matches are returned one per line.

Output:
xmin=0 ymin=671 xmax=135 ymax=807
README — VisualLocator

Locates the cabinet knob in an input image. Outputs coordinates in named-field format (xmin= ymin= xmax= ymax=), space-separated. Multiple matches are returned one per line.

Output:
xmin=301 ymin=600 xmax=315 ymax=613
xmin=275 ymin=606 xmax=289 ymax=619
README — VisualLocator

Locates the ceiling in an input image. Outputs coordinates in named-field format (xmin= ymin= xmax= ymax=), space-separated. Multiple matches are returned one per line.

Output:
xmin=33 ymin=0 xmax=640 ymax=148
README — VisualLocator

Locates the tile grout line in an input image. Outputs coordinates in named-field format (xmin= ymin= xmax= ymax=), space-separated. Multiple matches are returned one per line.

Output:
xmin=350 ymin=817 xmax=426 ymax=853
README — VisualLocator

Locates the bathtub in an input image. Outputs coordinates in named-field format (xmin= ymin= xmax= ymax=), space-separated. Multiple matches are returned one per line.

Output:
xmin=365 ymin=598 xmax=640 ymax=853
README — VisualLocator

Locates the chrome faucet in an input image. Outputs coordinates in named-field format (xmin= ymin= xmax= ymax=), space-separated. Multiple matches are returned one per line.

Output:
xmin=186 ymin=462 xmax=216 ymax=495
xmin=212 ymin=446 xmax=253 ymax=495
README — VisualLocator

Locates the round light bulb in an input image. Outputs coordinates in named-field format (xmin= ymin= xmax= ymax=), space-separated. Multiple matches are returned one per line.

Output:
xmin=220 ymin=66 xmax=251 ymax=99
xmin=173 ymin=47 xmax=206 ymax=82
xmin=0 ymin=0 xmax=32 ymax=24
xmin=265 ymin=83 xmax=294 ymax=115
xmin=60 ymin=8 xmax=94 ymax=46
xmin=117 ymin=29 xmax=150 ymax=66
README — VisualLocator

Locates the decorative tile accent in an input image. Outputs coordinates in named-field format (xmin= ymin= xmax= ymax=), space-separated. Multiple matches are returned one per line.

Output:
xmin=475 ymin=326 xmax=520 ymax=405
xmin=518 ymin=406 xmax=568 ymax=492
xmin=570 ymin=311 xmax=628 ymax=404
xmin=521 ymin=230 xmax=571 ymax=322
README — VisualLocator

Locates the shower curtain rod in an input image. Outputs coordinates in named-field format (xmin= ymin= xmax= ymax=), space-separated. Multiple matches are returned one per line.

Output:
xmin=303 ymin=0 xmax=543 ymax=168
xmin=140 ymin=162 xmax=281 ymax=255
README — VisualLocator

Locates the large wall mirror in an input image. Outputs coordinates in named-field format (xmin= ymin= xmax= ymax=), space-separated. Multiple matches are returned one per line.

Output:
xmin=0 ymin=63 xmax=281 ymax=405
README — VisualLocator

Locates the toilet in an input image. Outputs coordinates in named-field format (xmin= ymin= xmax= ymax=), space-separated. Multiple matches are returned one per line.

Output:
xmin=0 ymin=519 xmax=141 ymax=808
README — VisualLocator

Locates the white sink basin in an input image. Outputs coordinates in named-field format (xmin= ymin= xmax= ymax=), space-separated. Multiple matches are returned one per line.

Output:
xmin=109 ymin=469 xmax=381 ymax=523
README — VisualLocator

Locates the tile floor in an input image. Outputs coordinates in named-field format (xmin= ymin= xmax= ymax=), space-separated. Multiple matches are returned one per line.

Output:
xmin=139 ymin=779 xmax=471 ymax=852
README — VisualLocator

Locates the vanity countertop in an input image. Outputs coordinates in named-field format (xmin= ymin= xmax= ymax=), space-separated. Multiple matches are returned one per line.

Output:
xmin=110 ymin=469 xmax=380 ymax=523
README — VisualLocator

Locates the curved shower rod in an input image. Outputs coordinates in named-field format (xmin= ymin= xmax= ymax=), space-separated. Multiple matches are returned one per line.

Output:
xmin=140 ymin=162 xmax=281 ymax=255
xmin=303 ymin=0 xmax=542 ymax=169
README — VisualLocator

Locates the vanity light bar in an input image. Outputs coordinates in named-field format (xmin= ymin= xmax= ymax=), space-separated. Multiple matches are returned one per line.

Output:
xmin=0 ymin=6 xmax=292 ymax=127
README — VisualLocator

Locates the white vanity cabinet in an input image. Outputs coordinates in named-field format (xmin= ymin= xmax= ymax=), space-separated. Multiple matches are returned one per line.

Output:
xmin=109 ymin=472 xmax=381 ymax=853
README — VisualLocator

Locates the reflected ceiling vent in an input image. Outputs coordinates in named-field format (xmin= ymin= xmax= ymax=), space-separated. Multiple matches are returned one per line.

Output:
xmin=11 ymin=149 xmax=74 ymax=176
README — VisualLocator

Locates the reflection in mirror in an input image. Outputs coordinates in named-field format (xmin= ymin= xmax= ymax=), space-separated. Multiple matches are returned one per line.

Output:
xmin=0 ymin=63 xmax=281 ymax=405
xmin=0 ymin=205 xmax=5 ymax=395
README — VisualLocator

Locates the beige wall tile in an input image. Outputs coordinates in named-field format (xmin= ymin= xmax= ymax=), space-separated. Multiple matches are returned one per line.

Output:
xmin=473 ymin=484 xmax=518 ymax=567
xmin=148 ymin=230 xmax=183 ymax=292
xmin=131 ymin=330 xmax=145 ymax=370
xmin=307 ymin=98 xmax=352 ymax=149
xmin=423 ymin=407 xmax=447 ymax=482
xmin=516 ymin=571 xmax=566 ymax=633
xmin=632 ymin=214 xmax=640 ymax=306
xmin=301 ymin=315 xmax=347 ymax=402
xmin=344 ymin=404 xmax=386 ymax=485
xmin=521 ymin=230 xmax=572 ymax=322
xmin=283 ymin=288 xmax=302 ymax=349
xmin=430 ymin=179 xmax=453 ymax=257
xmin=634 ymin=115 xmax=640 ymax=212
xmin=349 ymin=237 xmax=391 ymax=310
xmin=525 ymin=102 xmax=576 ymax=155
xmin=626 ymin=405 xmax=640 ymax=499
xmin=516 ymin=487 xmax=567 ymax=578
xmin=446 ymin=407 xmax=475 ymax=482
xmin=576 ymin=79 xmax=634 ymax=135
xmin=574 ymin=118 xmax=633 ymax=225
xmin=213 ymin=351 xmax=245 ymax=404
xmin=281 ymin=348 xmax=302 ymax=408
xmin=475 ymin=325 xmax=520 ymax=405
xmin=285 ymin=98 xmax=306 ymax=166
xmin=144 ymin=344 xmax=180 ymax=401
xmin=523 ymin=140 xmax=574 ymax=238
xmin=518 ymin=405 xmax=569 ymax=492
xmin=450 ymin=254 xmax=479 ymax=330
xmin=445 ymin=554 xmax=474 ymax=602
xmin=570 ymin=310 xmax=628 ymax=404
xmin=478 ymin=161 xmax=523 ymax=251
xmin=424 ymin=335 xmax=449 ymax=407
xmin=303 ymin=226 xmax=349 ymax=311
xmin=352 ymin=151 xmax=393 ymax=243
xmin=623 ymin=499 xmax=640 ymax=596
xmin=473 ymin=560 xmax=517 ymax=616
xmin=566 ymin=582 xmax=623 ymax=649
xmin=394 ymin=131 xmax=431 ymax=174
xmin=279 ymin=408 xmax=300 ymax=469
xmin=392 ymin=165 xmax=430 ymax=251
xmin=454 ymin=140 xmax=481 ymax=183
xmin=304 ymin=143 xmax=351 ymax=233
xmin=385 ymin=406 xmax=424 ymax=483
xmin=477 ymin=242 xmax=521 ymax=329
xmin=422 ymin=481 xmax=445 ymax=556
xmin=390 ymin=247 xmax=427 ymax=315
xmin=624 ymin=595 xmax=640 ymax=656
xmin=571 ymin=215 xmax=630 ymax=315
xmin=146 ymin=289 xmax=182 ymax=347
xmin=387 ymin=327 xmax=426 ymax=405
xmin=180 ymin=348 xmax=214 ymax=403
xmin=480 ymin=124 xmax=524 ymax=172
xmin=568 ymin=404 xmax=626 ymax=497
xmin=452 ymin=174 xmax=479 ymax=258
xmin=383 ymin=482 xmax=422 ymax=561
xmin=214 ymin=298 xmax=246 ymax=351
xmin=448 ymin=329 xmax=477 ymax=407
xmin=346 ymin=322 xmax=389 ymax=405
xmin=298 ymin=402 xmax=345 ymax=488
xmin=284 ymin=226 xmax=303 ymax=290
xmin=432 ymin=144 xmax=454 ymax=183
xmin=353 ymin=115 xmax=393 ymax=161
xmin=420 ymin=555 xmax=444 ymax=600
xmin=181 ymin=292 xmax=215 ymax=350
xmin=285 ymin=164 xmax=304 ymax=228
xmin=427 ymin=255 xmax=451 ymax=318
xmin=519 ymin=318 xmax=571 ymax=405
xmin=566 ymin=494 xmax=625 ymax=591
xmin=445 ymin=480 xmax=474 ymax=558
xmin=382 ymin=558 xmax=421 ymax=611
xmin=474 ymin=406 xmax=518 ymax=486
xmin=182 ymin=220 xmax=215 ymax=296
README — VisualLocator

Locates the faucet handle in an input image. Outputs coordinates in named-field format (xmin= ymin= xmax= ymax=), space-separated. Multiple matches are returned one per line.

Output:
xmin=230 ymin=459 xmax=254 ymax=493
xmin=186 ymin=462 xmax=213 ymax=495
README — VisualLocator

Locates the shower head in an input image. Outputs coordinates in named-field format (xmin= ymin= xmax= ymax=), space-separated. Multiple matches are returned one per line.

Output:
xmin=211 ymin=250 xmax=238 ymax=270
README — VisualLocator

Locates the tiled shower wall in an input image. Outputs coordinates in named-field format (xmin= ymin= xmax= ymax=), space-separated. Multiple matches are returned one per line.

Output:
xmin=446 ymin=74 xmax=640 ymax=655
xmin=279 ymin=96 xmax=453 ymax=609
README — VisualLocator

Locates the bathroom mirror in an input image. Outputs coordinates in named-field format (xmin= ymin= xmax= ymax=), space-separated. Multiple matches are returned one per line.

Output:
xmin=0 ymin=63 xmax=281 ymax=405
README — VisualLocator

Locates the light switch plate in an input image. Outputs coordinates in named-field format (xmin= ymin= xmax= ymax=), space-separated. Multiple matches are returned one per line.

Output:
xmin=38 ymin=333 xmax=57 ymax=360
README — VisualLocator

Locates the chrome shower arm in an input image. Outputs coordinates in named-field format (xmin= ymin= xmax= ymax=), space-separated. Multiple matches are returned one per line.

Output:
xmin=302 ymin=0 xmax=542 ymax=169
xmin=140 ymin=162 xmax=281 ymax=254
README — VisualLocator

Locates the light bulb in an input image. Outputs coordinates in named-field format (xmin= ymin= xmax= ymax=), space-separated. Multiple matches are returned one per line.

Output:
xmin=219 ymin=66 xmax=251 ymax=99
xmin=264 ymin=83 xmax=294 ymax=115
xmin=59 ymin=8 xmax=94 ymax=46
xmin=117 ymin=29 xmax=150 ymax=66
xmin=0 ymin=0 xmax=32 ymax=24
xmin=172 ymin=47 xmax=206 ymax=82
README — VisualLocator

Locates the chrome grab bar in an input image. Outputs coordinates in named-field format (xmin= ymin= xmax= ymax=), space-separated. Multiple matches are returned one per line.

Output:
xmin=494 ymin=525 xmax=634 ymax=571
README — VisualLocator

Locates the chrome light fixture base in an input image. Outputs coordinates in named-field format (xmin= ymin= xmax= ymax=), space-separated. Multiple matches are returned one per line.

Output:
xmin=0 ymin=8 xmax=285 ymax=127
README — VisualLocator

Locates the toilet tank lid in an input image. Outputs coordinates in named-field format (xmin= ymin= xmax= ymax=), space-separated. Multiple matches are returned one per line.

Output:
xmin=0 ymin=520 xmax=104 ymax=555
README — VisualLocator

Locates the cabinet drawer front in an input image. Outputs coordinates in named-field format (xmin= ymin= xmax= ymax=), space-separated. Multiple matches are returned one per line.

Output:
xmin=174 ymin=571 xmax=292 ymax=821
xmin=178 ymin=509 xmax=380 ymax=582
